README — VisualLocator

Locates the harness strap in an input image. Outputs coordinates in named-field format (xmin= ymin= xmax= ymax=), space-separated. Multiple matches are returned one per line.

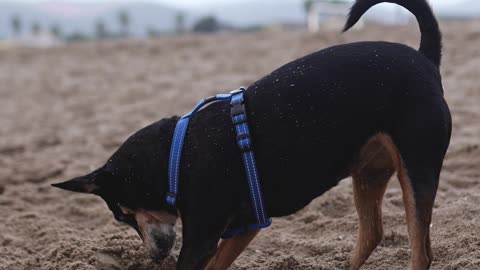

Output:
xmin=166 ymin=93 xmax=232 ymax=210
xmin=165 ymin=87 xmax=271 ymax=234
xmin=229 ymin=89 xmax=270 ymax=226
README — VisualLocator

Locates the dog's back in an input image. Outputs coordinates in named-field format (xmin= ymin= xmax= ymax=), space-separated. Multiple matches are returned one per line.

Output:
xmin=242 ymin=0 xmax=448 ymax=203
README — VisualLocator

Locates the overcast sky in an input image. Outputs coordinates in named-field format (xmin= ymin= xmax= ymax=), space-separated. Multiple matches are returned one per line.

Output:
xmin=4 ymin=0 xmax=467 ymax=9
xmin=4 ymin=0 xmax=244 ymax=8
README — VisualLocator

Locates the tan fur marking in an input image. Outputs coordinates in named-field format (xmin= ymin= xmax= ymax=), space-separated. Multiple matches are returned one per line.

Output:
xmin=397 ymin=165 xmax=432 ymax=270
xmin=350 ymin=134 xmax=395 ymax=270
xmin=380 ymin=135 xmax=433 ymax=269
xmin=350 ymin=133 xmax=433 ymax=269
xmin=120 ymin=207 xmax=178 ymax=225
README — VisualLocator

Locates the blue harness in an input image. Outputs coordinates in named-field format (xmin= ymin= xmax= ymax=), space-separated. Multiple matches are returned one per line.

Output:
xmin=165 ymin=87 xmax=271 ymax=238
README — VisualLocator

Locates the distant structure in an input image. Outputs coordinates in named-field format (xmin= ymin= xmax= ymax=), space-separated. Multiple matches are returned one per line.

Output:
xmin=10 ymin=15 xmax=22 ymax=37
xmin=193 ymin=16 xmax=220 ymax=33
xmin=95 ymin=19 xmax=109 ymax=39
xmin=175 ymin=12 xmax=186 ymax=34
xmin=5 ymin=31 xmax=63 ymax=48
xmin=117 ymin=10 xmax=131 ymax=37
xmin=31 ymin=21 xmax=42 ymax=36
xmin=50 ymin=23 xmax=62 ymax=39
xmin=305 ymin=0 xmax=364 ymax=32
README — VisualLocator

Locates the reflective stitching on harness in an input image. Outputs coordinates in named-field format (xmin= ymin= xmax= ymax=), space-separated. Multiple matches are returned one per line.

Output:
xmin=242 ymin=151 xmax=260 ymax=222
xmin=178 ymin=122 xmax=189 ymax=192
xmin=170 ymin=128 xmax=177 ymax=193
xmin=168 ymin=118 xmax=189 ymax=203
xmin=168 ymin=124 xmax=179 ymax=196
xmin=240 ymin=135 xmax=260 ymax=222
xmin=234 ymin=98 xmax=266 ymax=224
xmin=172 ymin=122 xmax=183 ymax=193
xmin=247 ymin=151 xmax=266 ymax=223
xmin=235 ymin=117 xmax=260 ymax=221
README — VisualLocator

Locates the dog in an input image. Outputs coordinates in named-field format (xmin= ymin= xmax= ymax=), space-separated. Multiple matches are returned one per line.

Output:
xmin=52 ymin=0 xmax=452 ymax=269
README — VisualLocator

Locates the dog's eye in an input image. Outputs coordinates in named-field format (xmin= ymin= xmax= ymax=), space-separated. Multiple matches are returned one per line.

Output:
xmin=116 ymin=211 xmax=137 ymax=226
xmin=116 ymin=203 xmax=138 ymax=227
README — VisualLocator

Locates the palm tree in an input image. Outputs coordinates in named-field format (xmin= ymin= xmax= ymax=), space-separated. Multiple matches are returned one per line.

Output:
xmin=118 ymin=10 xmax=130 ymax=37
xmin=304 ymin=0 xmax=315 ymax=14
xmin=31 ymin=22 xmax=41 ymax=36
xmin=10 ymin=15 xmax=22 ymax=37
xmin=175 ymin=12 xmax=186 ymax=34
xmin=50 ymin=23 xmax=62 ymax=39
xmin=95 ymin=19 xmax=108 ymax=39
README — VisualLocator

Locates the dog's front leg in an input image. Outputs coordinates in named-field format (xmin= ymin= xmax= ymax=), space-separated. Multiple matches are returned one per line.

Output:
xmin=204 ymin=230 xmax=259 ymax=270
xmin=176 ymin=228 xmax=222 ymax=270
xmin=176 ymin=210 xmax=229 ymax=270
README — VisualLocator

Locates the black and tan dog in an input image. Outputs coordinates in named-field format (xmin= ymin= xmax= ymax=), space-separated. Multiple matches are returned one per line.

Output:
xmin=52 ymin=0 xmax=452 ymax=269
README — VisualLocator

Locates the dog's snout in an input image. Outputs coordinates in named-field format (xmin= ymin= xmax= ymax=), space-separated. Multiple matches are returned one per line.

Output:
xmin=121 ymin=208 xmax=178 ymax=261
xmin=143 ymin=223 xmax=176 ymax=262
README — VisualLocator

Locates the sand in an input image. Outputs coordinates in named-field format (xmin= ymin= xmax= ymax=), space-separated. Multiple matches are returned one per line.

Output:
xmin=0 ymin=21 xmax=479 ymax=270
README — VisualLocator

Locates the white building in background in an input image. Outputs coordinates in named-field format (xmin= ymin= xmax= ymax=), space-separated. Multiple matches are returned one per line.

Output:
xmin=307 ymin=0 xmax=411 ymax=33
xmin=308 ymin=0 xmax=363 ymax=32
xmin=3 ymin=32 xmax=64 ymax=49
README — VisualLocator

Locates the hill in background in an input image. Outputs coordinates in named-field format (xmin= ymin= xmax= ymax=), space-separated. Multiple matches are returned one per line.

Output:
xmin=0 ymin=1 xmax=183 ymax=38
xmin=0 ymin=0 xmax=479 ymax=39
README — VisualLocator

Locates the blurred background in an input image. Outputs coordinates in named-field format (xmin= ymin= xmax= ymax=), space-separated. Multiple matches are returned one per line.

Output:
xmin=1 ymin=1 xmax=479 ymax=270
xmin=0 ymin=0 xmax=478 ymax=46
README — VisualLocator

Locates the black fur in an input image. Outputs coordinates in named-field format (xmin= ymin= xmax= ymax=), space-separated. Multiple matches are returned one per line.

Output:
xmin=54 ymin=0 xmax=451 ymax=269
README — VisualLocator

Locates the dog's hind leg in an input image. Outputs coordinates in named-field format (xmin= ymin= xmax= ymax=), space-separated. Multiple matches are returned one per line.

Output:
xmin=396 ymin=159 xmax=436 ymax=270
xmin=350 ymin=134 xmax=396 ymax=270
xmin=391 ymin=98 xmax=451 ymax=270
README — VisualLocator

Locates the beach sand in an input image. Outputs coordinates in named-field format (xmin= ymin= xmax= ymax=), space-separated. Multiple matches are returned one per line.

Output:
xmin=0 ymin=21 xmax=479 ymax=269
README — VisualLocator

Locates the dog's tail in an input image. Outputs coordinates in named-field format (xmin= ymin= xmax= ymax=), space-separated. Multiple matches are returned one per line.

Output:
xmin=343 ymin=0 xmax=442 ymax=67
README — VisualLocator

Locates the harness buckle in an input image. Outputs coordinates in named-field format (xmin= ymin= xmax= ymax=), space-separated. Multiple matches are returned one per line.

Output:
xmin=164 ymin=192 xmax=178 ymax=215
xmin=239 ymin=145 xmax=253 ymax=153
xmin=232 ymin=115 xmax=248 ymax=125
xmin=231 ymin=103 xmax=245 ymax=117
xmin=237 ymin=133 xmax=250 ymax=140
xmin=204 ymin=96 xmax=217 ymax=103
xmin=165 ymin=192 xmax=177 ymax=205
xmin=230 ymin=87 xmax=245 ymax=94
xmin=236 ymin=134 xmax=253 ymax=153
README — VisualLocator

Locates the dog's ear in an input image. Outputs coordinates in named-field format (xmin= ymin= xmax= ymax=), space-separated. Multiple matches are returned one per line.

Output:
xmin=52 ymin=171 xmax=100 ymax=194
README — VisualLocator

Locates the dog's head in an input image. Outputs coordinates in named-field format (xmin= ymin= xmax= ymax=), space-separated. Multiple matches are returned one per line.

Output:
xmin=52 ymin=117 xmax=179 ymax=261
